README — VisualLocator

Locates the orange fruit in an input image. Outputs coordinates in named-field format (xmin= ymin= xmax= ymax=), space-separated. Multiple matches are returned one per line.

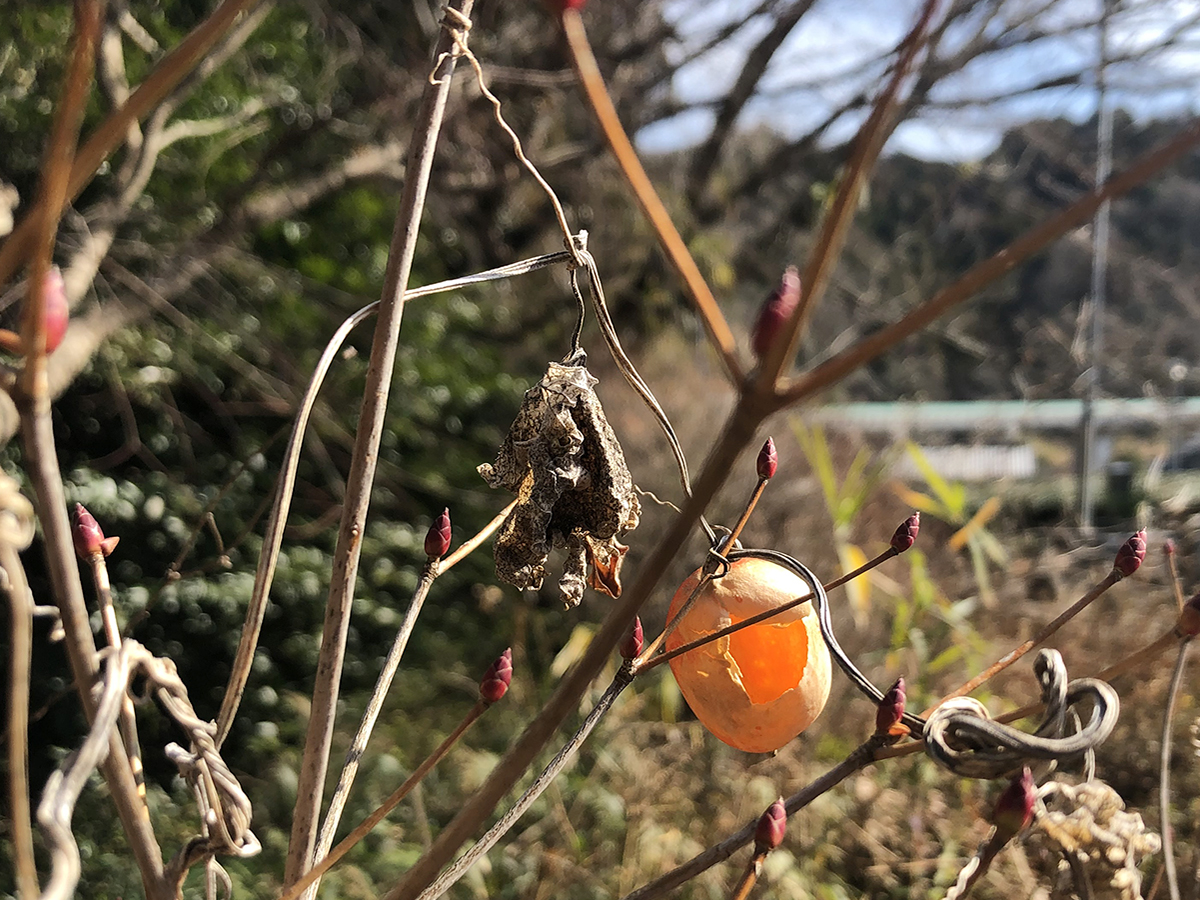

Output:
xmin=665 ymin=557 xmax=832 ymax=753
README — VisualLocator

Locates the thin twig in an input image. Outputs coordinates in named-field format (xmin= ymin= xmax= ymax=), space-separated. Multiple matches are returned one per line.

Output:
xmin=1159 ymin=639 xmax=1191 ymax=900
xmin=85 ymin=549 xmax=148 ymax=818
xmin=728 ymin=854 xmax=763 ymax=900
xmin=303 ymin=562 xmax=441 ymax=900
xmin=925 ymin=570 xmax=1120 ymax=715
xmin=560 ymin=7 xmax=742 ymax=384
xmin=414 ymin=673 xmax=633 ymax=900
xmin=622 ymin=739 xmax=883 ymax=900
xmin=278 ymin=700 xmax=489 ymax=900
xmin=1 ymin=538 xmax=38 ymax=900
xmin=13 ymin=1 xmax=169 ymax=894
xmin=282 ymin=2 xmax=474 ymax=886
xmin=757 ymin=0 xmax=941 ymax=389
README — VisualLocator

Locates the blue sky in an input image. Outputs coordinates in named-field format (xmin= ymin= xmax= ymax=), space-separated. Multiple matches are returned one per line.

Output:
xmin=637 ymin=0 xmax=1200 ymax=161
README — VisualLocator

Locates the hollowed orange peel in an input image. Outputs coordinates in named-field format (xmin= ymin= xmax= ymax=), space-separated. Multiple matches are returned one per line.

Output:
xmin=666 ymin=556 xmax=832 ymax=752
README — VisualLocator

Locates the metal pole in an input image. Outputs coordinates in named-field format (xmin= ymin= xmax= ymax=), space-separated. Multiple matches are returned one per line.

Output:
xmin=1079 ymin=0 xmax=1114 ymax=530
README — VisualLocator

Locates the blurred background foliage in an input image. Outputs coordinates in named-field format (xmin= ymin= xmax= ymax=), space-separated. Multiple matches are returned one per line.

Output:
xmin=2 ymin=0 xmax=1199 ymax=897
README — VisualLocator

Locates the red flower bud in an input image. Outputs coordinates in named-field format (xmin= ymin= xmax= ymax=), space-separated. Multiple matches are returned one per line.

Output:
xmin=1178 ymin=592 xmax=1200 ymax=638
xmin=619 ymin=616 xmax=643 ymax=660
xmin=890 ymin=513 xmax=920 ymax=554
xmin=425 ymin=508 xmax=451 ymax=559
xmin=756 ymin=437 xmax=778 ymax=480
xmin=1165 ymin=538 xmax=1176 ymax=557
xmin=41 ymin=265 xmax=68 ymax=354
xmin=991 ymin=767 xmax=1035 ymax=842
xmin=72 ymin=503 xmax=118 ymax=559
xmin=1112 ymin=530 xmax=1146 ymax=578
xmin=875 ymin=676 xmax=906 ymax=736
xmin=750 ymin=267 xmax=801 ymax=362
xmin=754 ymin=798 xmax=787 ymax=852
xmin=479 ymin=647 xmax=513 ymax=703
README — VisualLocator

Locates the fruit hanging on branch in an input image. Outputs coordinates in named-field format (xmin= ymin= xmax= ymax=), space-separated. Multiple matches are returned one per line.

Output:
xmin=479 ymin=359 xmax=640 ymax=608
xmin=666 ymin=556 xmax=832 ymax=753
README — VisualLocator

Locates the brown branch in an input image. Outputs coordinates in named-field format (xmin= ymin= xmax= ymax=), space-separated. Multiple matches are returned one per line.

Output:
xmin=561 ymin=7 xmax=743 ymax=385
xmin=12 ymin=2 xmax=170 ymax=896
xmin=779 ymin=116 xmax=1200 ymax=407
xmin=756 ymin=0 xmax=941 ymax=391
xmin=1 ymin=528 xmax=38 ymax=899
xmin=282 ymin=1 xmax=474 ymax=886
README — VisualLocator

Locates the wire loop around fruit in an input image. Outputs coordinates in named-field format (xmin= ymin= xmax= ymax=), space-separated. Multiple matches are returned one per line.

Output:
xmin=726 ymin=549 xmax=1120 ymax=778
xmin=726 ymin=548 xmax=928 ymax=734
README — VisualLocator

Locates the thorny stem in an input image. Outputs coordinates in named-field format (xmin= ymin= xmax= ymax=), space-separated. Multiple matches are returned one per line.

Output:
xmin=560 ymin=8 xmax=742 ymax=384
xmin=277 ymin=701 xmax=489 ymax=900
xmin=0 ymin=0 xmax=267 ymax=290
xmin=622 ymin=738 xmax=884 ymax=900
xmin=779 ymin=117 xmax=1200 ymax=408
xmin=639 ymin=547 xmax=898 ymax=674
xmin=415 ymin=673 xmax=633 ymax=900
xmin=283 ymin=1 xmax=474 ymax=886
xmin=924 ymin=570 xmax=1121 ymax=715
xmin=304 ymin=561 xmax=442 ymax=900
xmin=2 ymin=543 xmax=38 ymax=899
xmin=757 ymin=0 xmax=941 ymax=389
xmin=1159 ymin=639 xmax=1190 ymax=900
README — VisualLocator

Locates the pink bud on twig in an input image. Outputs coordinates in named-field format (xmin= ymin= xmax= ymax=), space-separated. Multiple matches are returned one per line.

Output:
xmin=42 ymin=265 xmax=68 ymax=354
xmin=754 ymin=798 xmax=787 ymax=853
xmin=890 ymin=513 xmax=920 ymax=554
xmin=875 ymin=676 xmax=906 ymax=736
xmin=1112 ymin=530 xmax=1146 ymax=578
xmin=72 ymin=503 xmax=119 ymax=559
xmin=750 ymin=267 xmax=801 ymax=362
xmin=619 ymin=616 xmax=643 ymax=660
xmin=990 ymin=767 xmax=1035 ymax=842
xmin=1178 ymin=593 xmax=1200 ymax=638
xmin=1165 ymin=538 xmax=1176 ymax=557
xmin=756 ymin=437 xmax=778 ymax=481
xmin=479 ymin=647 xmax=513 ymax=704
xmin=425 ymin=508 xmax=452 ymax=559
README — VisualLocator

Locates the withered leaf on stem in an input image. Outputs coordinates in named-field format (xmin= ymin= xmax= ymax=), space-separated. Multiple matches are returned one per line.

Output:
xmin=479 ymin=360 xmax=640 ymax=608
